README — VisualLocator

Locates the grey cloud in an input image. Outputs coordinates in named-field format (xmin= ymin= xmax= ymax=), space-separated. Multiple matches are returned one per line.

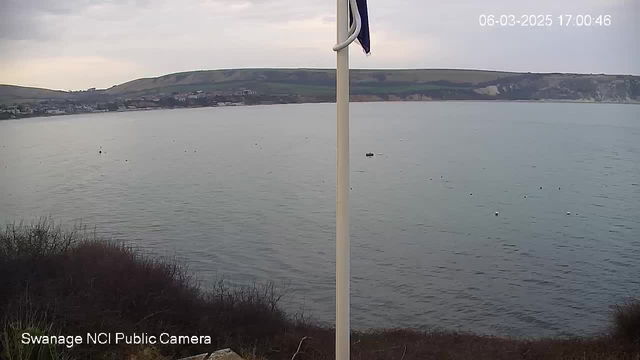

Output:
xmin=0 ymin=0 xmax=638 ymax=89
xmin=0 ymin=0 xmax=153 ymax=40
xmin=0 ymin=0 xmax=325 ymax=41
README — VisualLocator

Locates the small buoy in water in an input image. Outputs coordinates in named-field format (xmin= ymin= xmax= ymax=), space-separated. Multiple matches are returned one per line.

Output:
xmin=194 ymin=150 xmax=196 ymax=153
xmin=540 ymin=186 xmax=543 ymax=190
xmin=306 ymin=137 xmax=308 ymax=139
xmin=430 ymin=178 xmax=432 ymax=181
xmin=559 ymin=187 xmax=561 ymax=190
xmin=567 ymin=212 xmax=571 ymax=215
xmin=524 ymin=196 xmax=527 ymax=198
xmin=470 ymin=193 xmax=473 ymax=196
xmin=125 ymin=159 xmax=128 ymax=162
xmin=366 ymin=152 xmax=374 ymax=157
xmin=98 ymin=150 xmax=102 ymax=154
xmin=495 ymin=212 xmax=499 ymax=216
xmin=350 ymin=187 xmax=352 ymax=190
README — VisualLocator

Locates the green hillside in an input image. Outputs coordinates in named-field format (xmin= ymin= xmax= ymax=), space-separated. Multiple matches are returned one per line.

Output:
xmin=0 ymin=84 xmax=74 ymax=103
xmin=2 ymin=69 xmax=639 ymax=105
xmin=104 ymin=68 xmax=521 ymax=98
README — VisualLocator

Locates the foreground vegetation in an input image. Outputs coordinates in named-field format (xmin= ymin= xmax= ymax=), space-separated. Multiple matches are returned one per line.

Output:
xmin=1 ymin=219 xmax=638 ymax=359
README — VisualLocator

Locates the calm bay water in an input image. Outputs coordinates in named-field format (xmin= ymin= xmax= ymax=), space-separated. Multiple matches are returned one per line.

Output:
xmin=1 ymin=102 xmax=639 ymax=337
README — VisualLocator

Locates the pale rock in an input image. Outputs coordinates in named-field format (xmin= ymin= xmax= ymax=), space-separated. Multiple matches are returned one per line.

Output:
xmin=473 ymin=85 xmax=500 ymax=96
xmin=208 ymin=349 xmax=244 ymax=360
xmin=179 ymin=354 xmax=208 ymax=360
xmin=178 ymin=349 xmax=244 ymax=360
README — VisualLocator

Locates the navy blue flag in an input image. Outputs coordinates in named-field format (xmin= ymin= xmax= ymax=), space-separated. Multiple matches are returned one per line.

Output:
xmin=350 ymin=0 xmax=370 ymax=54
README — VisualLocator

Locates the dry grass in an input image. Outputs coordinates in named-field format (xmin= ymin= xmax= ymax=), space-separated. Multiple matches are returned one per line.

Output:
xmin=0 ymin=219 xmax=289 ymax=359
xmin=1 ymin=220 xmax=639 ymax=360
xmin=0 ymin=218 xmax=81 ymax=260
xmin=267 ymin=327 xmax=640 ymax=360
xmin=612 ymin=298 xmax=640 ymax=344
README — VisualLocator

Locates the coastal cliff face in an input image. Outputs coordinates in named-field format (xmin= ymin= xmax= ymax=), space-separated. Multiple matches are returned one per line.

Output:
xmin=473 ymin=74 xmax=640 ymax=103
xmin=346 ymin=73 xmax=640 ymax=103
xmin=346 ymin=74 xmax=640 ymax=103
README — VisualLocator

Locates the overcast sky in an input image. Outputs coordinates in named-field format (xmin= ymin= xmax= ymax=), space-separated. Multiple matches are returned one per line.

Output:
xmin=0 ymin=0 xmax=638 ymax=90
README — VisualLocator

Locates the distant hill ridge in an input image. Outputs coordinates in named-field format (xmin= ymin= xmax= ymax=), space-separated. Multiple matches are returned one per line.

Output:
xmin=2 ymin=68 xmax=639 ymax=104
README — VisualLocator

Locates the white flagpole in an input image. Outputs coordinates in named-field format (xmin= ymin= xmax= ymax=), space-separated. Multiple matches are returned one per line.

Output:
xmin=335 ymin=0 xmax=350 ymax=358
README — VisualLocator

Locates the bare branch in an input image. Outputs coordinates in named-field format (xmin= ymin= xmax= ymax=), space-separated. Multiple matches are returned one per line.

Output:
xmin=291 ymin=336 xmax=310 ymax=360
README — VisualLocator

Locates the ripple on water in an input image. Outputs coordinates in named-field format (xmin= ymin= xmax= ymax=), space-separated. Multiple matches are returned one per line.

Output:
xmin=1 ymin=102 xmax=639 ymax=338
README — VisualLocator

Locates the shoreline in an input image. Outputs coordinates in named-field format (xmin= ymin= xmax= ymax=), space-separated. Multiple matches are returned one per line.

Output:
xmin=2 ymin=98 xmax=639 ymax=122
